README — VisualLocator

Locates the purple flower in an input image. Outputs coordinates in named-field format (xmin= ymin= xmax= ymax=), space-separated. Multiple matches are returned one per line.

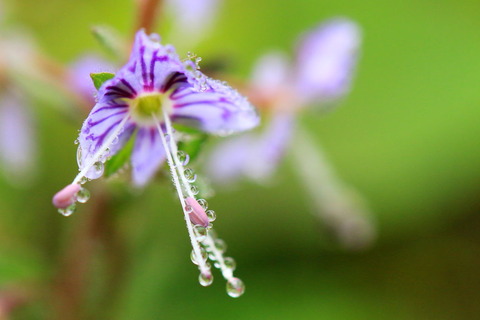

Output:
xmin=208 ymin=18 xmax=361 ymax=185
xmin=54 ymin=30 xmax=257 ymax=296
xmin=74 ymin=30 xmax=258 ymax=187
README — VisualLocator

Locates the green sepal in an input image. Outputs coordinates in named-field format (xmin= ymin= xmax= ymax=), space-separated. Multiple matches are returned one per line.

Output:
xmin=104 ymin=131 xmax=136 ymax=178
xmin=90 ymin=72 xmax=115 ymax=90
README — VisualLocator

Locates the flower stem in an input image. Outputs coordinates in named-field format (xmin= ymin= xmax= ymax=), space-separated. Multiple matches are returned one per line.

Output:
xmin=135 ymin=0 xmax=164 ymax=33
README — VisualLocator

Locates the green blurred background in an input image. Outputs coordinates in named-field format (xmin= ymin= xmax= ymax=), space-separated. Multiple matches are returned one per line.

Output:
xmin=1 ymin=0 xmax=480 ymax=319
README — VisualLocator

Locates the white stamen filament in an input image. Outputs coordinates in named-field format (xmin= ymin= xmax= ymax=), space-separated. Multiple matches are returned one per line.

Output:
xmin=202 ymin=234 xmax=234 ymax=280
xmin=73 ymin=115 xmax=131 ymax=185
xmin=152 ymin=113 xmax=210 ymax=274
xmin=163 ymin=111 xmax=239 ymax=281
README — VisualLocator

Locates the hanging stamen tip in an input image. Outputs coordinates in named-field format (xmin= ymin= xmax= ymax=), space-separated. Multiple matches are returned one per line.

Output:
xmin=52 ymin=183 xmax=81 ymax=209
xmin=185 ymin=197 xmax=209 ymax=227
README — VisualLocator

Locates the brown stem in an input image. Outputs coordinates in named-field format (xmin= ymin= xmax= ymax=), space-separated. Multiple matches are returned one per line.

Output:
xmin=51 ymin=190 xmax=108 ymax=320
xmin=135 ymin=0 xmax=163 ymax=33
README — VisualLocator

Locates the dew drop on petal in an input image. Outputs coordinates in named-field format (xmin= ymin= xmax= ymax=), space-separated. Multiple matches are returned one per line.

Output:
xmin=194 ymin=225 xmax=208 ymax=242
xmin=93 ymin=161 xmax=104 ymax=176
xmin=226 ymin=277 xmax=245 ymax=298
xmin=199 ymin=271 xmax=213 ymax=287
xmin=76 ymin=146 xmax=83 ymax=167
xmin=206 ymin=210 xmax=216 ymax=222
xmin=76 ymin=187 xmax=90 ymax=203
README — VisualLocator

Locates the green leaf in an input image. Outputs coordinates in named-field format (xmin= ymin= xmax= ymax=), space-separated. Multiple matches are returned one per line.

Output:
xmin=90 ymin=72 xmax=115 ymax=90
xmin=104 ymin=132 xmax=136 ymax=178
xmin=178 ymin=134 xmax=209 ymax=162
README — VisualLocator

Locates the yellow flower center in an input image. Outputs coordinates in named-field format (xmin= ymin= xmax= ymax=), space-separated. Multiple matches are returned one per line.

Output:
xmin=128 ymin=92 xmax=172 ymax=125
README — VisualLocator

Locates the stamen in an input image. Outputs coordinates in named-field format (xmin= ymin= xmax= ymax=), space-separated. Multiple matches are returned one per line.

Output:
xmin=161 ymin=110 xmax=245 ymax=297
xmin=152 ymin=113 xmax=210 ymax=276
xmin=185 ymin=197 xmax=209 ymax=227
xmin=72 ymin=115 xmax=131 ymax=185
xmin=52 ymin=184 xmax=81 ymax=209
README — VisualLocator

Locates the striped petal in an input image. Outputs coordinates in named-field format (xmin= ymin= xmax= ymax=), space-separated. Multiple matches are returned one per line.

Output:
xmin=78 ymin=100 xmax=133 ymax=179
xmin=130 ymin=127 xmax=166 ymax=186
xmin=170 ymin=78 xmax=259 ymax=135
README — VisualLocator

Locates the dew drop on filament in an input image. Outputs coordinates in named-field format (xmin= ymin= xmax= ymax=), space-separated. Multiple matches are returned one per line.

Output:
xmin=226 ymin=277 xmax=245 ymax=298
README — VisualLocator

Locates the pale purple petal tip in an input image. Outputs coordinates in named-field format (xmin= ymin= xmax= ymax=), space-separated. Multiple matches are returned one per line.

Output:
xmin=295 ymin=18 xmax=361 ymax=103
xmin=52 ymin=184 xmax=81 ymax=209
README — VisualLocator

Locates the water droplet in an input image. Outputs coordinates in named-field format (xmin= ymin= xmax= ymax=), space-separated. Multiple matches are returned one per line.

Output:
xmin=184 ymin=204 xmax=193 ymax=213
xmin=94 ymin=161 xmax=104 ymax=175
xmin=197 ymin=199 xmax=208 ymax=210
xmin=226 ymin=277 xmax=245 ymax=298
xmin=76 ymin=188 xmax=90 ymax=203
xmin=184 ymin=168 xmax=196 ymax=182
xmin=111 ymin=136 xmax=119 ymax=145
xmin=76 ymin=146 xmax=83 ymax=167
xmin=194 ymin=225 xmax=208 ymax=242
xmin=214 ymin=239 xmax=227 ymax=253
xmin=199 ymin=271 xmax=213 ymax=287
xmin=74 ymin=139 xmax=79 ymax=145
xmin=79 ymin=176 xmax=89 ymax=185
xmin=177 ymin=151 xmax=190 ymax=165
xmin=206 ymin=210 xmax=216 ymax=222
xmin=223 ymin=257 xmax=236 ymax=271
xmin=190 ymin=247 xmax=207 ymax=265
xmin=58 ymin=204 xmax=76 ymax=217
xmin=190 ymin=185 xmax=199 ymax=195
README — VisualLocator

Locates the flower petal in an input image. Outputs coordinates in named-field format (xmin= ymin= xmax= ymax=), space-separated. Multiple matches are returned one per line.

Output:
xmin=130 ymin=127 xmax=166 ymax=186
xmin=206 ymin=113 xmax=294 ymax=185
xmin=170 ymin=78 xmax=259 ymax=135
xmin=117 ymin=30 xmax=186 ymax=93
xmin=295 ymin=18 xmax=361 ymax=103
xmin=78 ymin=100 xmax=133 ymax=179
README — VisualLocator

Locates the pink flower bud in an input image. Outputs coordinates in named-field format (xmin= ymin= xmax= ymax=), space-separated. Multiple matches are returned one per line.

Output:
xmin=52 ymin=184 xmax=81 ymax=209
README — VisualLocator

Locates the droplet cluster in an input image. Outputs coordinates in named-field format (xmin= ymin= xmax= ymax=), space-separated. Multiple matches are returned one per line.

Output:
xmin=178 ymin=154 xmax=245 ymax=297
